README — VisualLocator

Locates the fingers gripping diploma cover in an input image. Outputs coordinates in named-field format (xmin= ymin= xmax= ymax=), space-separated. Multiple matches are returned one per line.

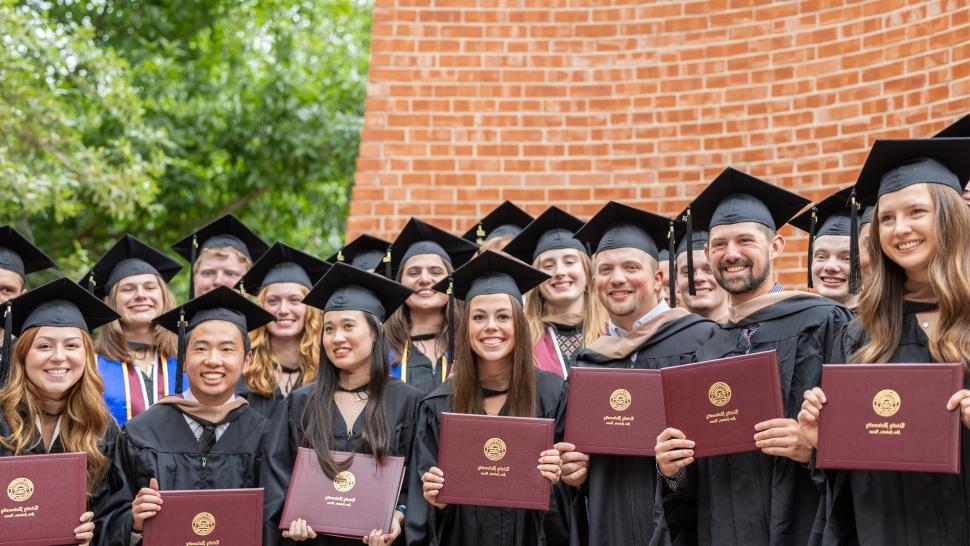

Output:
xmin=143 ymin=488 xmax=263 ymax=546
xmin=563 ymin=367 xmax=666 ymax=456
xmin=279 ymin=448 xmax=406 ymax=538
xmin=816 ymin=363 xmax=965 ymax=474
xmin=436 ymin=413 xmax=555 ymax=511
xmin=661 ymin=350 xmax=785 ymax=458
xmin=0 ymin=452 xmax=86 ymax=546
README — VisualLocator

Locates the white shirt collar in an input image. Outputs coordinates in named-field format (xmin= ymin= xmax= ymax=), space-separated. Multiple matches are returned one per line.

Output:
xmin=608 ymin=299 xmax=671 ymax=337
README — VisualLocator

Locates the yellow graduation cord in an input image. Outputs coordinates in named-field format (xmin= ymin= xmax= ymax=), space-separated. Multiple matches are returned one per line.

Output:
xmin=400 ymin=339 xmax=448 ymax=385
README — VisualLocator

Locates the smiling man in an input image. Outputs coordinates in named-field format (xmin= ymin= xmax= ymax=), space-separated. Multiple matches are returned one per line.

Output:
xmin=674 ymin=230 xmax=730 ymax=323
xmin=108 ymin=286 xmax=285 ymax=546
xmin=556 ymin=202 xmax=718 ymax=546
xmin=790 ymin=187 xmax=860 ymax=308
xmin=655 ymin=168 xmax=853 ymax=546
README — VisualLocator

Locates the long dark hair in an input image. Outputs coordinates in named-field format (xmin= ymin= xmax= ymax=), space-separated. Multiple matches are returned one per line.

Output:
xmin=452 ymin=295 xmax=537 ymax=418
xmin=384 ymin=256 xmax=462 ymax=361
xmin=300 ymin=312 xmax=392 ymax=479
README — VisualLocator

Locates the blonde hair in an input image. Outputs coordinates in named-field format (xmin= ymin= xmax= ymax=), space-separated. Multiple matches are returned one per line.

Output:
xmin=94 ymin=276 xmax=178 ymax=362
xmin=0 ymin=328 xmax=112 ymax=496
xmin=192 ymin=246 xmax=253 ymax=274
xmin=244 ymin=284 xmax=322 ymax=396
xmin=854 ymin=184 xmax=970 ymax=366
xmin=525 ymin=250 xmax=606 ymax=347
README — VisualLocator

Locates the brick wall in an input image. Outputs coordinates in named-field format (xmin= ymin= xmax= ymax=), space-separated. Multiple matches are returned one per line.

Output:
xmin=349 ymin=0 xmax=970 ymax=287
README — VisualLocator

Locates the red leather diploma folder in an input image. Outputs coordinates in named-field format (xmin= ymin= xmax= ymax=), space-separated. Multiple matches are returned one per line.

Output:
xmin=436 ymin=412 xmax=554 ymax=510
xmin=279 ymin=448 xmax=405 ymax=537
xmin=564 ymin=367 xmax=665 ymax=456
xmin=816 ymin=363 xmax=964 ymax=474
xmin=661 ymin=350 xmax=784 ymax=458
xmin=0 ymin=451 xmax=86 ymax=546
xmin=143 ymin=488 xmax=263 ymax=546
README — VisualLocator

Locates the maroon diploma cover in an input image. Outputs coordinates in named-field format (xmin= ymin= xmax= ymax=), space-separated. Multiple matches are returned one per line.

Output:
xmin=143 ymin=488 xmax=263 ymax=546
xmin=0 ymin=452 xmax=86 ymax=546
xmin=816 ymin=363 xmax=965 ymax=474
xmin=436 ymin=412 xmax=555 ymax=510
xmin=661 ymin=350 xmax=784 ymax=458
xmin=279 ymin=448 xmax=405 ymax=537
xmin=564 ymin=367 xmax=665 ymax=456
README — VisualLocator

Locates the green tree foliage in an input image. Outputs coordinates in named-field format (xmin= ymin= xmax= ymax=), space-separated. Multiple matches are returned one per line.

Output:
xmin=2 ymin=0 xmax=371 ymax=292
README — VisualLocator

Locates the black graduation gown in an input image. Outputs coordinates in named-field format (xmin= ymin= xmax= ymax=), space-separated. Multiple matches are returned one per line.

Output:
xmin=0 ymin=416 xmax=130 ymax=546
xmin=573 ymin=309 xmax=719 ymax=546
xmin=236 ymin=372 xmax=302 ymax=421
xmin=663 ymin=292 xmax=852 ymax=546
xmin=396 ymin=344 xmax=448 ymax=396
xmin=404 ymin=369 xmax=567 ymax=546
xmin=281 ymin=378 xmax=424 ymax=546
xmin=815 ymin=302 xmax=970 ymax=545
xmin=108 ymin=401 xmax=286 ymax=545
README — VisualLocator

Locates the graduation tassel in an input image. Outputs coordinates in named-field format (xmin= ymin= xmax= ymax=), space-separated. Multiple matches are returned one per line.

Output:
xmin=188 ymin=235 xmax=198 ymax=300
xmin=848 ymin=191 xmax=862 ymax=295
xmin=0 ymin=303 xmax=12 ymax=386
xmin=175 ymin=309 xmax=187 ymax=395
xmin=86 ymin=276 xmax=96 ymax=294
xmin=667 ymin=220 xmax=677 ymax=308
xmin=476 ymin=224 xmax=486 ymax=245
xmin=446 ymin=276 xmax=455 ymax=371
xmin=807 ymin=206 xmax=818 ymax=289
xmin=684 ymin=207 xmax=696 ymax=296
xmin=383 ymin=246 xmax=392 ymax=279
xmin=336 ymin=248 xmax=345 ymax=263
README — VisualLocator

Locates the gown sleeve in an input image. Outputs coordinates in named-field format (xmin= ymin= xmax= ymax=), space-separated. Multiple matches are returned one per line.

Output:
xmin=91 ymin=424 xmax=135 ymax=546
xmin=403 ymin=397 xmax=442 ymax=546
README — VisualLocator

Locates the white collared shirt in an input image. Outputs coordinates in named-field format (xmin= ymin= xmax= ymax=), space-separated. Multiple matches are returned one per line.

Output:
xmin=181 ymin=389 xmax=236 ymax=442
xmin=607 ymin=299 xmax=671 ymax=337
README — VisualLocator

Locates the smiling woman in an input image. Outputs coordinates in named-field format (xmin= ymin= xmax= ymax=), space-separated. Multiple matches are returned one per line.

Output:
xmin=82 ymin=235 xmax=183 ymax=427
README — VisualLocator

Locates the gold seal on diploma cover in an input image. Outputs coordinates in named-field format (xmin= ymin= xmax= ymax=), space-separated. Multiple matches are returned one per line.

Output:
xmin=708 ymin=382 xmax=732 ymax=407
xmin=6 ymin=478 xmax=33 ymax=502
xmin=609 ymin=388 xmax=632 ymax=411
xmin=872 ymin=389 xmax=901 ymax=417
xmin=192 ymin=512 xmax=216 ymax=536
xmin=333 ymin=471 xmax=356 ymax=493
xmin=483 ymin=438 xmax=507 ymax=462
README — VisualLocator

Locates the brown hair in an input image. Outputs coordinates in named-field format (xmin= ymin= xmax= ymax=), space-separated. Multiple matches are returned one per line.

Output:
xmin=525 ymin=249 xmax=606 ymax=347
xmin=451 ymin=295 xmax=537 ymax=417
xmin=477 ymin=235 xmax=513 ymax=253
xmin=0 ymin=328 xmax=112 ymax=495
xmin=854 ymin=184 xmax=970 ymax=365
xmin=94 ymin=276 xmax=178 ymax=362
xmin=244 ymin=284 xmax=322 ymax=396
xmin=384 ymin=256 xmax=461 ymax=361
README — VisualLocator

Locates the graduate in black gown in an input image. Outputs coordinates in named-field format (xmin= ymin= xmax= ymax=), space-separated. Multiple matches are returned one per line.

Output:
xmin=790 ymin=188 xmax=860 ymax=309
xmin=171 ymin=213 xmax=269 ymax=299
xmin=558 ymin=202 xmax=718 ymax=546
xmin=279 ymin=262 xmax=422 ymax=544
xmin=655 ymin=168 xmax=853 ymax=546
xmin=383 ymin=218 xmax=478 ymax=394
xmin=798 ymin=137 xmax=970 ymax=545
xmin=235 ymin=242 xmax=330 ymax=420
xmin=110 ymin=286 xmax=286 ymax=545
xmin=0 ymin=226 xmax=56 ymax=373
xmin=0 ymin=278 xmax=128 ymax=546
xmin=408 ymin=251 xmax=565 ymax=546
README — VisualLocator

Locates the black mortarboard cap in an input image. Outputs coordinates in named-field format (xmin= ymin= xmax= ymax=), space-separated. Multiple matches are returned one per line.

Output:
xmin=1 ymin=278 xmax=118 ymax=384
xmin=675 ymin=230 xmax=709 ymax=256
xmin=502 ymin=206 xmax=586 ymax=263
xmin=171 ymin=214 xmax=269 ymax=299
xmin=573 ymin=201 xmax=681 ymax=259
xmin=684 ymin=167 xmax=810 ymax=232
xmin=934 ymin=113 xmax=970 ymax=138
xmin=0 ymin=226 xmax=56 ymax=279
xmin=853 ymin=139 xmax=970 ymax=207
xmin=433 ymin=250 xmax=549 ymax=305
xmin=238 ymin=242 xmax=331 ymax=294
xmin=461 ymin=201 xmax=534 ymax=244
xmin=81 ymin=234 xmax=182 ymax=298
xmin=658 ymin=249 xmax=671 ymax=262
xmin=860 ymin=206 xmax=875 ymax=226
xmin=385 ymin=218 xmax=479 ymax=279
xmin=327 ymin=234 xmax=390 ymax=272
xmin=153 ymin=285 xmax=274 ymax=393
xmin=790 ymin=187 xmax=854 ymax=289
xmin=303 ymin=262 xmax=412 ymax=322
